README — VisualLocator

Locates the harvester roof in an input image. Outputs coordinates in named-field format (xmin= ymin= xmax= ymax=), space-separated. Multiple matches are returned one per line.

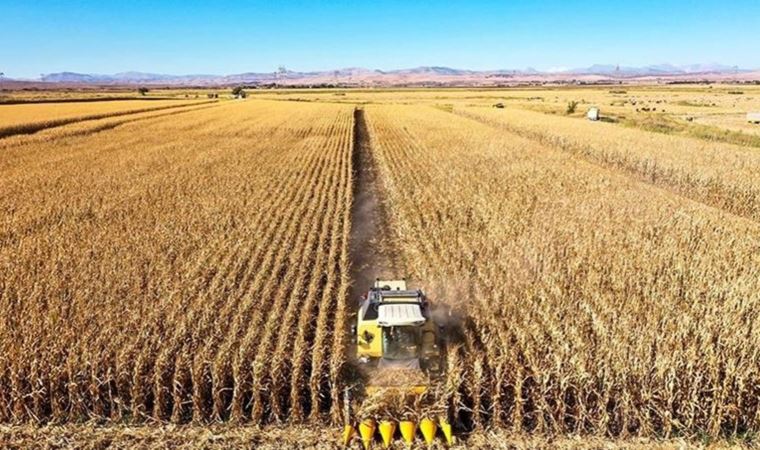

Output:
xmin=377 ymin=303 xmax=426 ymax=327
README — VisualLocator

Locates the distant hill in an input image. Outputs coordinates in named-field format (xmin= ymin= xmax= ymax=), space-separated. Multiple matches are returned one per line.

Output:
xmin=6 ymin=64 xmax=756 ymax=87
xmin=566 ymin=63 xmax=743 ymax=77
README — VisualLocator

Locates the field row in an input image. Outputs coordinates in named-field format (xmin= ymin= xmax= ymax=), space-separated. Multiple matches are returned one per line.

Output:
xmin=456 ymin=106 xmax=760 ymax=222
xmin=0 ymin=100 xmax=353 ymax=424
xmin=0 ymin=99 xmax=217 ymax=139
xmin=365 ymin=104 xmax=760 ymax=437
xmin=0 ymin=102 xmax=222 ymax=155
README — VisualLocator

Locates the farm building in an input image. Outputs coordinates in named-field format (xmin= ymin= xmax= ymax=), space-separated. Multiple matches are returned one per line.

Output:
xmin=749 ymin=112 xmax=760 ymax=124
xmin=587 ymin=107 xmax=600 ymax=121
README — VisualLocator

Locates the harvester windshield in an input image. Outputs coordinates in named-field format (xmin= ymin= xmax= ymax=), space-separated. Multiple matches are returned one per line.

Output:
xmin=382 ymin=326 xmax=420 ymax=360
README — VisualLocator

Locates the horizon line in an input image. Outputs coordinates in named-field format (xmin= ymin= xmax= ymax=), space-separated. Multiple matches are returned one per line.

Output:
xmin=2 ymin=62 xmax=759 ymax=80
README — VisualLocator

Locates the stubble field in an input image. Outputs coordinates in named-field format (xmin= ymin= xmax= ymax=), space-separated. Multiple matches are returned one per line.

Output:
xmin=1 ymin=87 xmax=759 ymax=449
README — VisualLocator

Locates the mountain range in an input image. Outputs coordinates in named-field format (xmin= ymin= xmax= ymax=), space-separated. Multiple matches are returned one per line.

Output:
xmin=3 ymin=64 xmax=758 ymax=87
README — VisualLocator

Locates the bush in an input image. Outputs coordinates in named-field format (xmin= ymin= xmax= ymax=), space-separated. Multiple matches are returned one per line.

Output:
xmin=231 ymin=86 xmax=247 ymax=98
xmin=137 ymin=87 xmax=149 ymax=96
xmin=566 ymin=100 xmax=579 ymax=114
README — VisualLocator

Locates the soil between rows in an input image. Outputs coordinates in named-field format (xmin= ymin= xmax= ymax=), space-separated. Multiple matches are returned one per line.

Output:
xmin=348 ymin=107 xmax=402 ymax=307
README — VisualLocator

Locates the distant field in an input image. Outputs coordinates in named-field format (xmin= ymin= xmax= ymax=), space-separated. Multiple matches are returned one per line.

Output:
xmin=250 ymin=84 xmax=760 ymax=144
xmin=692 ymin=112 xmax=760 ymax=136
xmin=0 ymin=99 xmax=193 ymax=126
xmin=456 ymin=105 xmax=760 ymax=220
xmin=1 ymin=87 xmax=760 ymax=448
xmin=0 ymin=99 xmax=215 ymax=139
xmin=0 ymin=88 xmax=215 ymax=104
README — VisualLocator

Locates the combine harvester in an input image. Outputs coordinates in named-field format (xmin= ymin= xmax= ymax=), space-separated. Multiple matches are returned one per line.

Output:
xmin=342 ymin=279 xmax=454 ymax=448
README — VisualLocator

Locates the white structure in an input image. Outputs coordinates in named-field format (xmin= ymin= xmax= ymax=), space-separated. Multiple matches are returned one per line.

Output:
xmin=748 ymin=112 xmax=760 ymax=124
xmin=377 ymin=303 xmax=426 ymax=327
xmin=587 ymin=107 xmax=600 ymax=121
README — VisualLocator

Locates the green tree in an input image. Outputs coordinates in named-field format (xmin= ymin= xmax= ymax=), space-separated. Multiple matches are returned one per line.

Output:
xmin=231 ymin=86 xmax=247 ymax=98
xmin=137 ymin=87 xmax=149 ymax=96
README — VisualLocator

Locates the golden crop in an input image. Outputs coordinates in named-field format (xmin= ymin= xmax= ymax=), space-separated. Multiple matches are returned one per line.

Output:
xmin=0 ymin=99 xmax=213 ymax=139
xmin=1 ymin=92 xmax=760 ymax=447
xmin=365 ymin=104 xmax=760 ymax=438
xmin=0 ymin=100 xmax=354 ymax=425
xmin=457 ymin=106 xmax=760 ymax=222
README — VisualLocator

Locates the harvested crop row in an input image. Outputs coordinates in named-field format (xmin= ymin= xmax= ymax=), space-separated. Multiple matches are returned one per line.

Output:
xmin=0 ymin=99 xmax=216 ymax=139
xmin=364 ymin=104 xmax=760 ymax=438
xmin=0 ymin=100 xmax=354 ymax=424
xmin=456 ymin=106 xmax=760 ymax=222
xmin=0 ymin=423 xmax=717 ymax=450
xmin=0 ymin=102 xmax=224 ymax=153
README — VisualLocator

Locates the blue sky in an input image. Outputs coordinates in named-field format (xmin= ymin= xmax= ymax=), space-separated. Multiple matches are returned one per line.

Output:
xmin=1 ymin=0 xmax=759 ymax=78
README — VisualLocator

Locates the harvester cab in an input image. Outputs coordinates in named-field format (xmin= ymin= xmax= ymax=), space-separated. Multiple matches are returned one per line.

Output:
xmin=352 ymin=279 xmax=442 ymax=377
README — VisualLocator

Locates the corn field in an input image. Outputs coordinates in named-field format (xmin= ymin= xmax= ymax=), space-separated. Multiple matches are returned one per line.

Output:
xmin=0 ymin=100 xmax=354 ymax=425
xmin=0 ymin=99 xmax=215 ymax=139
xmin=1 ymin=96 xmax=760 ymax=446
xmin=456 ymin=106 xmax=760 ymax=221
xmin=365 ymin=104 xmax=760 ymax=438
